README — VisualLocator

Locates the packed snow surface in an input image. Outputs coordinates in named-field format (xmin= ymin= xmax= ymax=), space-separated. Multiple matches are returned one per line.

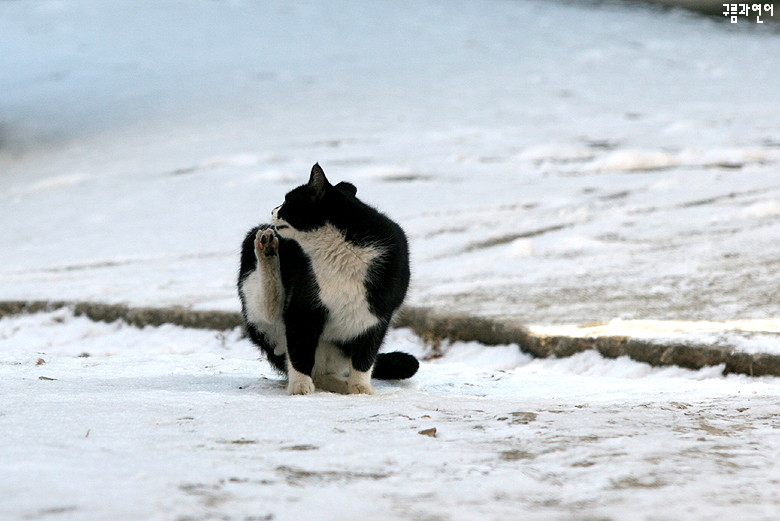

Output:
xmin=2 ymin=310 xmax=780 ymax=521
xmin=3 ymin=2 xmax=780 ymax=520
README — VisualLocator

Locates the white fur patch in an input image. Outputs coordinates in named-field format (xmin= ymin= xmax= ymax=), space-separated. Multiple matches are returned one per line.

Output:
xmin=311 ymin=342 xmax=350 ymax=394
xmin=287 ymin=357 xmax=315 ymax=395
xmin=239 ymin=250 xmax=287 ymax=355
xmin=240 ymin=271 xmax=275 ymax=324
xmin=312 ymin=342 xmax=350 ymax=379
xmin=347 ymin=365 xmax=374 ymax=395
xmin=278 ymin=222 xmax=383 ymax=342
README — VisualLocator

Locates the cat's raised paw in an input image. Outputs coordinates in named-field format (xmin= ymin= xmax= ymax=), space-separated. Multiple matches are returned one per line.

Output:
xmin=255 ymin=228 xmax=279 ymax=258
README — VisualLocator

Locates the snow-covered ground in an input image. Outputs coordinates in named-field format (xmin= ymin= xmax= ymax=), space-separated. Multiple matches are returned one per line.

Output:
xmin=2 ymin=0 xmax=780 ymax=329
xmin=3 ymin=2 xmax=780 ymax=519
xmin=3 ymin=309 xmax=780 ymax=521
xmin=530 ymin=317 xmax=780 ymax=355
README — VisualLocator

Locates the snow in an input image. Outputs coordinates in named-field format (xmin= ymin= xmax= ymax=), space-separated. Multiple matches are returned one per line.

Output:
xmin=3 ymin=0 xmax=780 ymax=518
xmin=532 ymin=318 xmax=780 ymax=355
xmin=2 ymin=0 xmax=780 ymax=327
xmin=3 ymin=310 xmax=780 ymax=521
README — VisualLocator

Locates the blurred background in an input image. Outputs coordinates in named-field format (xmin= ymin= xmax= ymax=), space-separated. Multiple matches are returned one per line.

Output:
xmin=2 ymin=0 xmax=780 ymax=325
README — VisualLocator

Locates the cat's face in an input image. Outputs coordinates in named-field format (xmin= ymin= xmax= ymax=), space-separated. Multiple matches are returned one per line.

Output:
xmin=272 ymin=164 xmax=356 ymax=240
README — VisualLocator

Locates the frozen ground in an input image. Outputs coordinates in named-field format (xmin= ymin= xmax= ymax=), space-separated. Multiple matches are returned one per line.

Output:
xmin=3 ymin=2 xmax=780 ymax=520
xmin=2 ymin=309 xmax=780 ymax=521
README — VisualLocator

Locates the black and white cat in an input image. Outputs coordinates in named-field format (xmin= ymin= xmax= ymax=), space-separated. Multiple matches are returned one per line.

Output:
xmin=238 ymin=164 xmax=418 ymax=395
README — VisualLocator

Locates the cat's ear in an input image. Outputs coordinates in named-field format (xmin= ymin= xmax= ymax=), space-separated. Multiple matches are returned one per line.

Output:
xmin=335 ymin=181 xmax=357 ymax=197
xmin=308 ymin=163 xmax=330 ymax=199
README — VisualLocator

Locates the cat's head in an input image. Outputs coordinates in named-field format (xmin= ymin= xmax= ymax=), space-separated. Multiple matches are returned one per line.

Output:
xmin=271 ymin=163 xmax=357 ymax=240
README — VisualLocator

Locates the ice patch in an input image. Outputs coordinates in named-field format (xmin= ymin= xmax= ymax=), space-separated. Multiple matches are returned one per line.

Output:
xmin=744 ymin=200 xmax=780 ymax=218
xmin=507 ymin=238 xmax=534 ymax=257
xmin=594 ymin=149 xmax=677 ymax=172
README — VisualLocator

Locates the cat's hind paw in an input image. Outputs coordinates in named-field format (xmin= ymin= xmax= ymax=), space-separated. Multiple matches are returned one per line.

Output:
xmin=255 ymin=227 xmax=279 ymax=258
xmin=287 ymin=377 xmax=315 ymax=396
xmin=347 ymin=383 xmax=374 ymax=394
xmin=348 ymin=383 xmax=374 ymax=395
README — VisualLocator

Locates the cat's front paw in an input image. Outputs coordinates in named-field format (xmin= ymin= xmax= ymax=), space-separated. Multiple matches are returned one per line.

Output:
xmin=255 ymin=228 xmax=279 ymax=258
xmin=347 ymin=369 xmax=374 ymax=395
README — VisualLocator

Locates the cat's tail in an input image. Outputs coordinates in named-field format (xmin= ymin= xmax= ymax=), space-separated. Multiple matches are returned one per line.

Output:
xmin=373 ymin=352 xmax=419 ymax=380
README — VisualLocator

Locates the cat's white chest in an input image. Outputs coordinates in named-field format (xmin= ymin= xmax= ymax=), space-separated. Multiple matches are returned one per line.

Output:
xmin=298 ymin=224 xmax=382 ymax=341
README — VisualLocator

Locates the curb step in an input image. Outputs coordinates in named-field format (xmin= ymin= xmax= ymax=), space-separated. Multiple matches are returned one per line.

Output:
xmin=395 ymin=307 xmax=780 ymax=377
xmin=2 ymin=300 xmax=778 ymax=378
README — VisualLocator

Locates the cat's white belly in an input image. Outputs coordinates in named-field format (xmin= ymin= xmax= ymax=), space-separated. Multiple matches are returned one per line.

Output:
xmin=298 ymin=224 xmax=383 ymax=342
xmin=320 ymin=290 xmax=379 ymax=342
